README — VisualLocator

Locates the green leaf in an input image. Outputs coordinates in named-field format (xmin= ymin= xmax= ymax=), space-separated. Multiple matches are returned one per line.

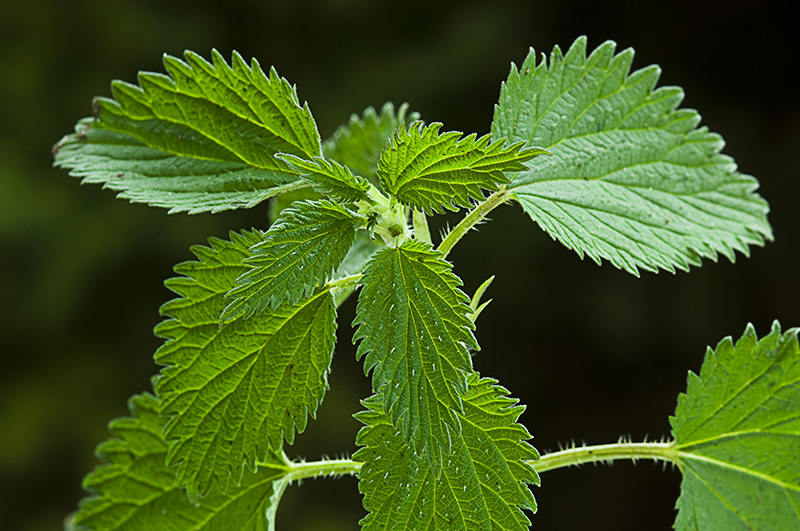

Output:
xmin=671 ymin=322 xmax=800 ymax=530
xmin=323 ymin=102 xmax=419 ymax=180
xmin=378 ymin=122 xmax=548 ymax=214
xmin=69 ymin=392 xmax=292 ymax=531
xmin=493 ymin=36 xmax=772 ymax=275
xmin=221 ymin=200 xmax=362 ymax=322
xmin=354 ymin=373 xmax=539 ymax=530
xmin=277 ymin=153 xmax=370 ymax=202
xmin=352 ymin=240 xmax=478 ymax=455
xmin=154 ymin=231 xmax=337 ymax=497
xmin=469 ymin=275 xmax=495 ymax=323
xmin=53 ymin=49 xmax=322 ymax=214
xmin=53 ymin=120 xmax=308 ymax=214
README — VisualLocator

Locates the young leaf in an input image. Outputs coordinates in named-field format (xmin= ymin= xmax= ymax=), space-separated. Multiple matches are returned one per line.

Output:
xmin=493 ymin=36 xmax=772 ymax=275
xmin=671 ymin=322 xmax=800 ymax=530
xmin=68 ymin=392 xmax=292 ymax=531
xmin=354 ymin=373 xmax=540 ymax=530
xmin=469 ymin=275 xmax=495 ymax=323
xmin=154 ymin=231 xmax=337 ymax=497
xmin=277 ymin=153 xmax=371 ymax=202
xmin=352 ymin=240 xmax=478 ymax=455
xmin=221 ymin=200 xmax=362 ymax=322
xmin=377 ymin=122 xmax=548 ymax=214
xmin=53 ymin=49 xmax=322 ymax=214
xmin=323 ymin=102 xmax=420 ymax=179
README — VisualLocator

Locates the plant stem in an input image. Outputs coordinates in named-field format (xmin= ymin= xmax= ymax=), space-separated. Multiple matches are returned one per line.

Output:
xmin=285 ymin=457 xmax=361 ymax=482
xmin=437 ymin=188 xmax=511 ymax=259
xmin=533 ymin=441 xmax=679 ymax=473
xmin=413 ymin=209 xmax=432 ymax=243
xmin=281 ymin=440 xmax=680 ymax=481
xmin=327 ymin=272 xmax=363 ymax=292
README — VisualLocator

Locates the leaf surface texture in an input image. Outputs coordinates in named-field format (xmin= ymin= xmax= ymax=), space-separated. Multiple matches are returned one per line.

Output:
xmin=377 ymin=122 xmax=547 ymax=213
xmin=278 ymin=154 xmax=370 ymax=202
xmin=353 ymin=240 xmax=477 ymax=455
xmin=493 ymin=36 xmax=772 ymax=274
xmin=154 ymin=230 xmax=336 ymax=497
xmin=354 ymin=373 xmax=539 ymax=530
xmin=671 ymin=322 xmax=800 ymax=530
xmin=222 ymin=200 xmax=362 ymax=321
xmin=69 ymin=393 xmax=291 ymax=531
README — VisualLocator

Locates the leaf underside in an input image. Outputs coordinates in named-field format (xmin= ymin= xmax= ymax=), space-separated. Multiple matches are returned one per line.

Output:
xmin=493 ymin=36 xmax=772 ymax=275
xmin=354 ymin=373 xmax=539 ymax=531
xmin=69 ymin=393 xmax=290 ymax=531
xmin=222 ymin=199 xmax=361 ymax=322
xmin=671 ymin=322 xmax=800 ymax=530
xmin=53 ymin=49 xmax=321 ymax=214
xmin=353 ymin=240 xmax=478 ymax=457
xmin=377 ymin=122 xmax=548 ymax=214
xmin=154 ymin=230 xmax=336 ymax=498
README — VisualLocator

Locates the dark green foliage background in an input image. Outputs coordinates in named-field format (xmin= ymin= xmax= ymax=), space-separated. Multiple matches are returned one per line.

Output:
xmin=1 ymin=1 xmax=797 ymax=529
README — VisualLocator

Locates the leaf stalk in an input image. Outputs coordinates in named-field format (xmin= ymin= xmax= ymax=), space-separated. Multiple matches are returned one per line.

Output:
xmin=533 ymin=441 xmax=679 ymax=473
xmin=437 ymin=188 xmax=511 ymax=258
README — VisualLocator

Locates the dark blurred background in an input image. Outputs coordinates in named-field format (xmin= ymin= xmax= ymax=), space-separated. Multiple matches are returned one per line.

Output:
xmin=1 ymin=0 xmax=797 ymax=529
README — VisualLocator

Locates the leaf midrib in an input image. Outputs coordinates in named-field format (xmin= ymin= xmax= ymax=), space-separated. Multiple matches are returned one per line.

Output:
xmin=167 ymin=291 xmax=327 ymax=477
xmin=679 ymin=449 xmax=800 ymax=493
xmin=677 ymin=353 xmax=779 ymax=442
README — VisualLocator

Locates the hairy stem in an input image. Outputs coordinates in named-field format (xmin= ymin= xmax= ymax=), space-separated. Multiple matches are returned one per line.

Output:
xmin=533 ymin=441 xmax=679 ymax=473
xmin=281 ymin=440 xmax=680 ymax=481
xmin=285 ymin=457 xmax=361 ymax=482
xmin=328 ymin=272 xmax=364 ymax=308
xmin=327 ymin=272 xmax=363 ymax=292
xmin=437 ymin=188 xmax=511 ymax=259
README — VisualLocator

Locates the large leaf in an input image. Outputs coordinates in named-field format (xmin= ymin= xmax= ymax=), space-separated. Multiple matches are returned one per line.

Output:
xmin=671 ymin=322 xmax=800 ymax=530
xmin=53 ymin=50 xmax=321 ymax=214
xmin=377 ymin=122 xmax=548 ymax=214
xmin=221 ymin=200 xmax=362 ymax=322
xmin=154 ymin=231 xmax=337 ymax=497
xmin=493 ymin=36 xmax=772 ymax=275
xmin=352 ymin=240 xmax=477 ymax=456
xmin=354 ymin=373 xmax=539 ymax=530
xmin=323 ymin=102 xmax=419 ymax=180
xmin=67 ymin=392 xmax=291 ymax=531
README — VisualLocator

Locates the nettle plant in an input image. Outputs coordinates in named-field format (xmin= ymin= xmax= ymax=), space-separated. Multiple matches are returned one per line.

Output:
xmin=53 ymin=36 xmax=800 ymax=530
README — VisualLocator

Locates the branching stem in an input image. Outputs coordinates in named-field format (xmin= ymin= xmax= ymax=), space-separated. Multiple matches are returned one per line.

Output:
xmin=437 ymin=188 xmax=512 ymax=259
xmin=281 ymin=440 xmax=680 ymax=481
